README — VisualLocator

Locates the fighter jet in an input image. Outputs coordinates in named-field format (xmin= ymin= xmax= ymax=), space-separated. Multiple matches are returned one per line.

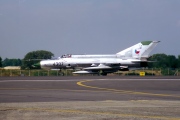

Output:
xmin=40 ymin=41 xmax=160 ymax=75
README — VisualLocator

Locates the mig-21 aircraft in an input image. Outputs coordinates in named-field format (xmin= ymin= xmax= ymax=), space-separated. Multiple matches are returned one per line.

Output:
xmin=40 ymin=41 xmax=160 ymax=75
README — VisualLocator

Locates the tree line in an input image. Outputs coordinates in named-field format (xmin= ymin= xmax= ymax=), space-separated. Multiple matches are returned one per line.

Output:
xmin=148 ymin=54 xmax=180 ymax=69
xmin=0 ymin=52 xmax=180 ymax=69
xmin=0 ymin=50 xmax=54 ymax=69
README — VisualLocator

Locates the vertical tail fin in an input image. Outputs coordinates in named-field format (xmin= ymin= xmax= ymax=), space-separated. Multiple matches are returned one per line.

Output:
xmin=116 ymin=41 xmax=160 ymax=59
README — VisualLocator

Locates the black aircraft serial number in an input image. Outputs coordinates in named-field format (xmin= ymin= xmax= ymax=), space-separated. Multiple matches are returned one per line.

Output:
xmin=53 ymin=62 xmax=63 ymax=66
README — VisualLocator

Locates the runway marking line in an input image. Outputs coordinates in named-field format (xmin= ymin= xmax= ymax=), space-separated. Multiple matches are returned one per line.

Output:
xmin=77 ymin=80 xmax=180 ymax=98
xmin=1 ymin=107 xmax=179 ymax=120
xmin=0 ymin=88 xmax=112 ymax=93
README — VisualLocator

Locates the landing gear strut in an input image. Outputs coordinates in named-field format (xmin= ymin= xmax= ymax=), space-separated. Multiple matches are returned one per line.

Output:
xmin=101 ymin=72 xmax=107 ymax=76
xmin=98 ymin=70 xmax=107 ymax=76
xmin=59 ymin=69 xmax=65 ymax=76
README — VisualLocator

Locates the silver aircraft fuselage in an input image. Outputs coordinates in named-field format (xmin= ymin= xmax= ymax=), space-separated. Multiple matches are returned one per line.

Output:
xmin=40 ymin=55 xmax=141 ymax=70
xmin=40 ymin=41 xmax=160 ymax=75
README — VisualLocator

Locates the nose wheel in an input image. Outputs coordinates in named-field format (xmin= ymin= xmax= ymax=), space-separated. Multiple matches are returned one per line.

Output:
xmin=59 ymin=69 xmax=65 ymax=76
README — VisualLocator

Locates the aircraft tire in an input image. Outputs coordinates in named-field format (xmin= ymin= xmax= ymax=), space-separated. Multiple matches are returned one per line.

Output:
xmin=101 ymin=73 xmax=107 ymax=76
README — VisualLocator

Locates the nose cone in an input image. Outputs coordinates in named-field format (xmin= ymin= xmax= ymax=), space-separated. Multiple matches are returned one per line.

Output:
xmin=32 ymin=62 xmax=41 ymax=68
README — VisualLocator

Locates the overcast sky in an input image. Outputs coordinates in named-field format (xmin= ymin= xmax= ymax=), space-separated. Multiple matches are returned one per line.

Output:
xmin=0 ymin=0 xmax=180 ymax=59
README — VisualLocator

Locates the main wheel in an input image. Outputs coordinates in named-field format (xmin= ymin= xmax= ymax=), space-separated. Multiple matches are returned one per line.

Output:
xmin=101 ymin=73 xmax=107 ymax=76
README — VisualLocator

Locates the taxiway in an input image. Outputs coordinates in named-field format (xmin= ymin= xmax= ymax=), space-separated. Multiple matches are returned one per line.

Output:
xmin=0 ymin=76 xmax=179 ymax=120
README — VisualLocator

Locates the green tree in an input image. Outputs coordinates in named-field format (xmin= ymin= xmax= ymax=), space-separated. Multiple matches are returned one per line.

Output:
xmin=177 ymin=55 xmax=180 ymax=68
xmin=2 ymin=58 xmax=22 ymax=67
xmin=148 ymin=53 xmax=169 ymax=68
xmin=0 ymin=57 xmax=2 ymax=67
xmin=166 ymin=55 xmax=178 ymax=69
xmin=148 ymin=54 xmax=179 ymax=69
xmin=22 ymin=50 xmax=54 ymax=69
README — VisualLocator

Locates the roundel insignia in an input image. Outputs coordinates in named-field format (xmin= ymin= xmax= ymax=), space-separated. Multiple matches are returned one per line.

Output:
xmin=135 ymin=49 xmax=140 ymax=54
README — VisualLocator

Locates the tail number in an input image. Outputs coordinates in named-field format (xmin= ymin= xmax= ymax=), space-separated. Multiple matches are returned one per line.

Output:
xmin=53 ymin=62 xmax=63 ymax=66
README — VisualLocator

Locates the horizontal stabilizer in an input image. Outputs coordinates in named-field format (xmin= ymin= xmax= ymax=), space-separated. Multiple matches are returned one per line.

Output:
xmin=131 ymin=61 xmax=156 ymax=63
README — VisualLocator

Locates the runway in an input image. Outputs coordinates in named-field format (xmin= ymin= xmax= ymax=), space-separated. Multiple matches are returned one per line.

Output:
xmin=0 ymin=76 xmax=179 ymax=102
xmin=0 ymin=76 xmax=180 ymax=120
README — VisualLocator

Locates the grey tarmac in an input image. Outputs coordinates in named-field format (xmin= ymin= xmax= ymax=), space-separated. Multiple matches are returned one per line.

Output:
xmin=0 ymin=76 xmax=180 ymax=120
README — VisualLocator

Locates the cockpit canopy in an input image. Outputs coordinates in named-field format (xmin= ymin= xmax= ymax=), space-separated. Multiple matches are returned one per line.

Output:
xmin=61 ymin=54 xmax=72 ymax=58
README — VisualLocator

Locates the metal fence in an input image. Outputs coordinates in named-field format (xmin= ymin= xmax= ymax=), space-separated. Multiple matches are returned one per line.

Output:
xmin=0 ymin=69 xmax=74 ymax=77
xmin=0 ymin=68 xmax=179 ymax=77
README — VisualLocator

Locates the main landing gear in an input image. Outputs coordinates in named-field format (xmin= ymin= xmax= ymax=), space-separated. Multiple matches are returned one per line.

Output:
xmin=101 ymin=72 xmax=108 ymax=76
xmin=98 ymin=70 xmax=108 ymax=76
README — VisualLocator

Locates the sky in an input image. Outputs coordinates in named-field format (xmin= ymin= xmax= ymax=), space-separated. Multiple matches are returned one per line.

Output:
xmin=0 ymin=0 xmax=180 ymax=59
